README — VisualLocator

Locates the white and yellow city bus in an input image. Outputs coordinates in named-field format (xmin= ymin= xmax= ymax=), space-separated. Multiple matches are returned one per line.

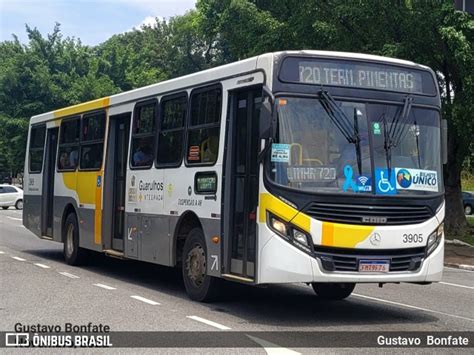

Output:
xmin=23 ymin=51 xmax=446 ymax=301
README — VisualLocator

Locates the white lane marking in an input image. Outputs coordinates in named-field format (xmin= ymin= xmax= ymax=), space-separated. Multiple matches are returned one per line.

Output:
xmin=34 ymin=263 xmax=50 ymax=269
xmin=94 ymin=283 xmax=116 ymax=290
xmin=247 ymin=335 xmax=301 ymax=355
xmin=0 ymin=251 xmax=5 ymax=254
xmin=7 ymin=217 xmax=22 ymax=221
xmin=187 ymin=316 xmax=231 ymax=330
xmin=353 ymin=293 xmax=474 ymax=322
xmin=59 ymin=272 xmax=80 ymax=279
xmin=130 ymin=295 xmax=160 ymax=305
xmin=11 ymin=256 xmax=26 ymax=261
xmin=440 ymin=281 xmax=474 ymax=290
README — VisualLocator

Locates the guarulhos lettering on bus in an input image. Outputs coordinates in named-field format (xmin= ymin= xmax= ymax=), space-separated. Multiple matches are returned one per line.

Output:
xmin=138 ymin=180 xmax=163 ymax=191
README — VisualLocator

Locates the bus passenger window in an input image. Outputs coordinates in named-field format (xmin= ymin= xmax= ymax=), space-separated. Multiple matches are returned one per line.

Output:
xmin=157 ymin=94 xmax=186 ymax=166
xmin=186 ymin=86 xmax=222 ymax=165
xmin=29 ymin=125 xmax=46 ymax=173
xmin=131 ymin=101 xmax=157 ymax=168
xmin=58 ymin=117 xmax=80 ymax=171
xmin=80 ymin=111 xmax=105 ymax=170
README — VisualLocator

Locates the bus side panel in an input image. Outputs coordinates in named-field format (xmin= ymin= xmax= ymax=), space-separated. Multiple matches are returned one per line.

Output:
xmin=53 ymin=171 xmax=103 ymax=251
xmin=76 ymin=171 xmax=104 ymax=251
xmin=23 ymin=176 xmax=43 ymax=237
xmin=139 ymin=214 xmax=170 ymax=264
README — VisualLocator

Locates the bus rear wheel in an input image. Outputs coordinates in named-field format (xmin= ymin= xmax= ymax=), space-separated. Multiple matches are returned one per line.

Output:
xmin=182 ymin=228 xmax=220 ymax=302
xmin=312 ymin=282 xmax=355 ymax=300
xmin=63 ymin=213 xmax=88 ymax=265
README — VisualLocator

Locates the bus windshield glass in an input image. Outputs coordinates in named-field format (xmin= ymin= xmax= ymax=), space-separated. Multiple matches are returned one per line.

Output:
xmin=269 ymin=97 xmax=441 ymax=196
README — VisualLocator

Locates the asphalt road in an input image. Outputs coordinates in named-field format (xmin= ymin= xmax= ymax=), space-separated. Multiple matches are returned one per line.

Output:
xmin=1 ymin=208 xmax=473 ymax=353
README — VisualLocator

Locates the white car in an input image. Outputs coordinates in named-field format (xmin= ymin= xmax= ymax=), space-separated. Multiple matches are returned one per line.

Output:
xmin=0 ymin=184 xmax=23 ymax=210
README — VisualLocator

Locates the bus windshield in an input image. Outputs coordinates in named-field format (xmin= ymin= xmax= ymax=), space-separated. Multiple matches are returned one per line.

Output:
xmin=269 ymin=97 xmax=442 ymax=196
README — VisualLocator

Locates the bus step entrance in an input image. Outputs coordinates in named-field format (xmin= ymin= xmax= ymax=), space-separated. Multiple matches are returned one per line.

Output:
xmin=104 ymin=249 xmax=125 ymax=259
xmin=221 ymin=273 xmax=254 ymax=284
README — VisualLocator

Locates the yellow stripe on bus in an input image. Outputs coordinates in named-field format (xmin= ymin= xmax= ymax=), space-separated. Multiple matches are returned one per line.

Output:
xmin=321 ymin=222 xmax=374 ymax=248
xmin=62 ymin=171 xmax=102 ymax=245
xmin=94 ymin=173 xmax=102 ymax=245
xmin=53 ymin=97 xmax=110 ymax=118
xmin=259 ymin=193 xmax=310 ymax=233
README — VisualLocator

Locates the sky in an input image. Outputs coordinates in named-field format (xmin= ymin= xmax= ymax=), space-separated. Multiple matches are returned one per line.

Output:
xmin=0 ymin=0 xmax=197 ymax=45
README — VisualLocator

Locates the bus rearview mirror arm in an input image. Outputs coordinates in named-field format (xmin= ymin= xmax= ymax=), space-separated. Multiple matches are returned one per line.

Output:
xmin=259 ymin=97 xmax=273 ymax=139
xmin=259 ymin=85 xmax=275 ymax=140
xmin=441 ymin=119 xmax=448 ymax=165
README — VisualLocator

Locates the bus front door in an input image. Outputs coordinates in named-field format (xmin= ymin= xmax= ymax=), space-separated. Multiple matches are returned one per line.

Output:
xmin=225 ymin=88 xmax=261 ymax=280
xmin=41 ymin=127 xmax=58 ymax=237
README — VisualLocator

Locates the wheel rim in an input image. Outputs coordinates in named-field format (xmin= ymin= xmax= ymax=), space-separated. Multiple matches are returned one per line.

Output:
xmin=17 ymin=201 xmax=23 ymax=209
xmin=466 ymin=206 xmax=472 ymax=215
xmin=66 ymin=223 xmax=74 ymax=257
xmin=185 ymin=243 xmax=206 ymax=288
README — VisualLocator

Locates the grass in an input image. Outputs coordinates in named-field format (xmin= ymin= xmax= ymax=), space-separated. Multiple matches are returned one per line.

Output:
xmin=468 ymin=216 xmax=474 ymax=226
xmin=461 ymin=173 xmax=474 ymax=191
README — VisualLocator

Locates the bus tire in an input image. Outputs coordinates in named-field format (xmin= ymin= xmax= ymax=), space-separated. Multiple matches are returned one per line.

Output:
xmin=182 ymin=227 xmax=220 ymax=302
xmin=311 ymin=282 xmax=355 ymax=300
xmin=63 ymin=213 xmax=88 ymax=265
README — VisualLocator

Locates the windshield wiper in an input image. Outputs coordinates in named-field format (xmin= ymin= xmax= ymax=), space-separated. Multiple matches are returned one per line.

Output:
xmin=353 ymin=108 xmax=362 ymax=176
xmin=319 ymin=90 xmax=362 ymax=174
xmin=383 ymin=96 xmax=413 ymax=172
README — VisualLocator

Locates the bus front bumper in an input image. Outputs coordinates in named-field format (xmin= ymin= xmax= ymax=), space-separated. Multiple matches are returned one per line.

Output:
xmin=258 ymin=233 xmax=444 ymax=284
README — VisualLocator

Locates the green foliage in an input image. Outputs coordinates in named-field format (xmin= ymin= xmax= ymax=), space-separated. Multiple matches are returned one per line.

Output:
xmin=0 ymin=115 xmax=28 ymax=175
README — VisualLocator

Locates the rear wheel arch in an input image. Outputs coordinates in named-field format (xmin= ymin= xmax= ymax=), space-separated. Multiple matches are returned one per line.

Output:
xmin=61 ymin=204 xmax=78 ymax=242
xmin=173 ymin=211 xmax=203 ymax=266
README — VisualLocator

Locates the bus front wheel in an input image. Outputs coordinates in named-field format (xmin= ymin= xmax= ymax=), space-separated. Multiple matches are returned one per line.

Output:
xmin=182 ymin=228 xmax=220 ymax=302
xmin=312 ymin=282 xmax=355 ymax=300
xmin=63 ymin=213 xmax=88 ymax=265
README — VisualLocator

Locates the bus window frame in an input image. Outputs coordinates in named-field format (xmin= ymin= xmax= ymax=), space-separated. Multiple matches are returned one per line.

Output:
xmin=28 ymin=123 xmax=47 ymax=174
xmin=184 ymin=84 xmax=223 ymax=167
xmin=57 ymin=115 xmax=81 ymax=172
xmin=78 ymin=110 xmax=107 ymax=172
xmin=129 ymin=98 xmax=158 ymax=170
xmin=155 ymin=92 xmax=188 ymax=169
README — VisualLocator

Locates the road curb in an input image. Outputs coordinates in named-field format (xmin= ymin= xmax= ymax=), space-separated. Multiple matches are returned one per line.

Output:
xmin=444 ymin=263 xmax=474 ymax=271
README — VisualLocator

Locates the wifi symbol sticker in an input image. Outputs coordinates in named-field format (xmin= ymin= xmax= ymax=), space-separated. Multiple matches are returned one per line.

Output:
xmin=356 ymin=175 xmax=372 ymax=192
xmin=358 ymin=176 xmax=369 ymax=185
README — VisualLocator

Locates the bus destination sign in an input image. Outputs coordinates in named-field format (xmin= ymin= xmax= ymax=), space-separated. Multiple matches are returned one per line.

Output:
xmin=280 ymin=57 xmax=436 ymax=94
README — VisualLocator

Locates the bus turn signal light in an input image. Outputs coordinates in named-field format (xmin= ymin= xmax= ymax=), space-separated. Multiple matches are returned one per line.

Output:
xmin=211 ymin=236 xmax=220 ymax=244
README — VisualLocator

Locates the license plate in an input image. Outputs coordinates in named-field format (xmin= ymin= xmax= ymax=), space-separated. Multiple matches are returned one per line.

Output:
xmin=358 ymin=260 xmax=390 ymax=272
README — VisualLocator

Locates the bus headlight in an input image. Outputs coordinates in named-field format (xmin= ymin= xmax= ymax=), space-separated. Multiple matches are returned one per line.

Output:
xmin=427 ymin=223 xmax=444 ymax=256
xmin=293 ymin=229 xmax=309 ymax=247
xmin=268 ymin=214 xmax=311 ymax=251
xmin=270 ymin=216 xmax=287 ymax=236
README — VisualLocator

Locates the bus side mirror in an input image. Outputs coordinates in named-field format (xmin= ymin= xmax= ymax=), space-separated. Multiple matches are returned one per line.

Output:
xmin=260 ymin=97 xmax=273 ymax=139
xmin=441 ymin=119 xmax=448 ymax=165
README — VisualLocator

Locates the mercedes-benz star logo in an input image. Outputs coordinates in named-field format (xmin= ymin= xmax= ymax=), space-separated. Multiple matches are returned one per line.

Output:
xmin=370 ymin=233 xmax=381 ymax=246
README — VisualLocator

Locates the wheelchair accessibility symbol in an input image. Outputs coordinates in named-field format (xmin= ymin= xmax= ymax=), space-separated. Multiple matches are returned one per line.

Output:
xmin=375 ymin=168 xmax=397 ymax=195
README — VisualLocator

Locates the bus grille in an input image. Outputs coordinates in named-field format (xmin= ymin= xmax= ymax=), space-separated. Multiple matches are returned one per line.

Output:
xmin=314 ymin=246 xmax=425 ymax=272
xmin=304 ymin=202 xmax=433 ymax=225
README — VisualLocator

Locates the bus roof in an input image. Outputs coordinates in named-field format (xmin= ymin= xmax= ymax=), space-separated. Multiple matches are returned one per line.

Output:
xmin=30 ymin=50 xmax=431 ymax=124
